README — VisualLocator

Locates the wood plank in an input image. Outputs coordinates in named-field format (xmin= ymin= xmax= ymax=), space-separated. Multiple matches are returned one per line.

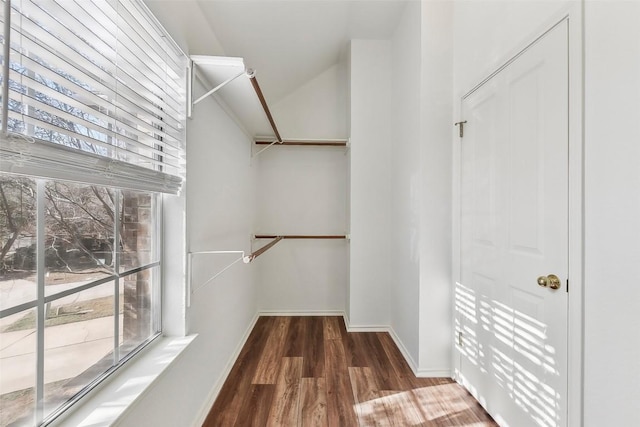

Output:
xmin=348 ymin=367 xmax=380 ymax=403
xmin=324 ymin=339 xmax=358 ymax=426
xmin=322 ymin=317 xmax=341 ymax=340
xmin=348 ymin=367 xmax=391 ymax=426
xmin=411 ymin=383 xmax=497 ymax=426
xmin=298 ymin=378 xmax=327 ymax=427
xmin=359 ymin=333 xmax=403 ymax=390
xmin=283 ymin=316 xmax=306 ymax=357
xmin=376 ymin=332 xmax=421 ymax=389
xmin=336 ymin=314 xmax=349 ymax=339
xmin=302 ymin=316 xmax=324 ymax=378
xmin=377 ymin=332 xmax=451 ymax=390
xmin=266 ymin=357 xmax=303 ymax=426
xmin=253 ymin=316 xmax=291 ymax=384
xmin=203 ymin=316 xmax=275 ymax=426
xmin=343 ymin=332 xmax=370 ymax=368
xmin=234 ymin=384 xmax=276 ymax=427
xmin=376 ymin=390 xmax=424 ymax=426
xmin=338 ymin=318 xmax=366 ymax=367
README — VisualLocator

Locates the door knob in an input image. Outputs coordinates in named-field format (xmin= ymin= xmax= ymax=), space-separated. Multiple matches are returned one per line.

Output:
xmin=537 ymin=274 xmax=561 ymax=290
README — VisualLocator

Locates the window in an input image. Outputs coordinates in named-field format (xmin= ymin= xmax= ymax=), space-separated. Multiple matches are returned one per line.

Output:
xmin=0 ymin=1 xmax=186 ymax=426
xmin=0 ymin=177 xmax=161 ymax=426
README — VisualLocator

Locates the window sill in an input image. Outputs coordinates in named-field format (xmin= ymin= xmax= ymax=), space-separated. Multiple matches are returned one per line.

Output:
xmin=50 ymin=335 xmax=197 ymax=427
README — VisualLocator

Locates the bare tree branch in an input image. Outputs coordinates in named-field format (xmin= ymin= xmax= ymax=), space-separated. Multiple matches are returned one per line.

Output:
xmin=91 ymin=186 xmax=115 ymax=223
xmin=51 ymin=185 xmax=113 ymax=232
xmin=44 ymin=187 xmax=112 ymax=274
xmin=0 ymin=182 xmax=20 ymax=266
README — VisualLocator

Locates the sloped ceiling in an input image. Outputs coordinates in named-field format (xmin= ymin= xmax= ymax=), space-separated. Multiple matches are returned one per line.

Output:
xmin=147 ymin=0 xmax=409 ymax=103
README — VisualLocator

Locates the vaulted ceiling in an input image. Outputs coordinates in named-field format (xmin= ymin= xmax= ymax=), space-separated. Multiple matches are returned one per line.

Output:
xmin=146 ymin=0 xmax=408 ymax=103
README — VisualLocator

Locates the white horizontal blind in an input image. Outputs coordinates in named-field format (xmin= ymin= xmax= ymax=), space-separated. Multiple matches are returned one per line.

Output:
xmin=0 ymin=0 xmax=187 ymax=194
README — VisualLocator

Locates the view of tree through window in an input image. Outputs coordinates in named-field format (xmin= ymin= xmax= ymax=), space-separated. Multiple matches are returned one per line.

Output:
xmin=0 ymin=177 xmax=160 ymax=426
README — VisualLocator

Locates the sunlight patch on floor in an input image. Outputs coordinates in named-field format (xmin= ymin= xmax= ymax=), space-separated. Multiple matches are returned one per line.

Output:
xmin=353 ymin=383 xmax=495 ymax=426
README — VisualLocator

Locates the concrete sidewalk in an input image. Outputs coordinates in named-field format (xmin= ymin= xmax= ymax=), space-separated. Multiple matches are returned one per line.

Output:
xmin=1 ymin=277 xmax=115 ymax=329
xmin=0 ymin=315 xmax=121 ymax=394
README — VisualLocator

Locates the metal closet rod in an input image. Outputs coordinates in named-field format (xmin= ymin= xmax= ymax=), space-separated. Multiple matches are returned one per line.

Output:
xmin=191 ymin=66 xmax=283 ymax=144
xmin=254 ymin=140 xmax=348 ymax=147
xmin=248 ymin=71 xmax=283 ymax=143
xmin=254 ymin=234 xmax=348 ymax=239
xmin=249 ymin=235 xmax=284 ymax=260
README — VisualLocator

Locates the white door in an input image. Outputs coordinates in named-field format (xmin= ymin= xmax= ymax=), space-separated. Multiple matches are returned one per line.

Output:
xmin=457 ymin=20 xmax=569 ymax=427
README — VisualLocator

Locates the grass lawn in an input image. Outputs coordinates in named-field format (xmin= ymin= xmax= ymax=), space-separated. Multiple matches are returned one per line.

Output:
xmin=2 ymin=296 xmax=121 ymax=332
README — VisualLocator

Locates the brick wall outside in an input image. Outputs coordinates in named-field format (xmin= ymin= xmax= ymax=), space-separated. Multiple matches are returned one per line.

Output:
xmin=121 ymin=191 xmax=153 ymax=343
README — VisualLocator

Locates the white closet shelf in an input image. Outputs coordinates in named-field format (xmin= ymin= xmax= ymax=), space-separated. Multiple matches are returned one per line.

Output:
xmin=254 ymin=139 xmax=348 ymax=147
xmin=253 ymin=234 xmax=349 ymax=239
xmin=191 ymin=55 xmax=280 ymax=142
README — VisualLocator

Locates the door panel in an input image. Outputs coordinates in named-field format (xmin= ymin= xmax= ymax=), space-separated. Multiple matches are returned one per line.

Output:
xmin=458 ymin=20 xmax=568 ymax=427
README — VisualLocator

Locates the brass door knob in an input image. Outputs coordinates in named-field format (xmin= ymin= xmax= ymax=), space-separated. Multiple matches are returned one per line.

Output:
xmin=537 ymin=274 xmax=561 ymax=290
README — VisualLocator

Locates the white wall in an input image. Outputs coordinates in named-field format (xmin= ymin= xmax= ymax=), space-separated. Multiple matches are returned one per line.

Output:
xmin=389 ymin=1 xmax=421 ymax=366
xmin=272 ymin=64 xmax=348 ymax=140
xmin=383 ymin=0 xmax=454 ymax=376
xmin=117 ymin=83 xmax=257 ymax=427
xmin=254 ymin=54 xmax=349 ymax=315
xmin=348 ymin=40 xmax=392 ymax=327
xmin=143 ymin=0 xmax=225 ymax=56
xmin=583 ymin=2 xmax=640 ymax=425
xmin=453 ymin=0 xmax=571 ymax=99
xmin=418 ymin=0 xmax=454 ymax=376
xmin=254 ymin=146 xmax=348 ymax=313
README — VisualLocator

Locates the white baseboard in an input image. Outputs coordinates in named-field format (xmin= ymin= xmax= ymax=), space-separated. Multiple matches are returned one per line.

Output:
xmin=387 ymin=330 xmax=452 ymax=379
xmin=342 ymin=313 xmax=387 ymax=332
xmin=415 ymin=368 xmax=452 ymax=378
xmin=386 ymin=327 xmax=419 ymax=375
xmin=344 ymin=319 xmax=453 ymax=380
xmin=343 ymin=317 xmax=441 ymax=379
xmin=342 ymin=316 xmax=421 ymax=376
xmin=258 ymin=309 xmax=345 ymax=316
xmin=342 ymin=312 xmax=350 ymax=330
xmin=345 ymin=324 xmax=390 ymax=332
xmin=192 ymin=312 xmax=260 ymax=427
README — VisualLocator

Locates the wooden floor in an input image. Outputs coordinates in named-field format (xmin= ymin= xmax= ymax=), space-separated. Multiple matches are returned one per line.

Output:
xmin=203 ymin=316 xmax=497 ymax=427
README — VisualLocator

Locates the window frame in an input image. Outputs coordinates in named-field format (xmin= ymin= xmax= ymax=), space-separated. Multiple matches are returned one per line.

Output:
xmin=0 ymin=176 xmax=164 ymax=426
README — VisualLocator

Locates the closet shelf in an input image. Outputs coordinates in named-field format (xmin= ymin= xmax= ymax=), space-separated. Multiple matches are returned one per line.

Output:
xmin=254 ymin=234 xmax=349 ymax=240
xmin=255 ymin=139 xmax=348 ymax=147
xmin=191 ymin=55 xmax=281 ymax=142
xmin=191 ymin=56 xmax=349 ymax=157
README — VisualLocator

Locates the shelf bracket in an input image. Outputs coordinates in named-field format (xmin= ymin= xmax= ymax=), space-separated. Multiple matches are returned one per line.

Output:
xmin=192 ymin=69 xmax=247 ymax=106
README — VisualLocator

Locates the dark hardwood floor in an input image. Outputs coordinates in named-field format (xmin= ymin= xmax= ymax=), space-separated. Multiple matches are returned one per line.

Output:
xmin=203 ymin=316 xmax=497 ymax=426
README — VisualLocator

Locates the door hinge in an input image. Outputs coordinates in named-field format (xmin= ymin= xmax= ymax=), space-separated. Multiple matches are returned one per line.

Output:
xmin=456 ymin=330 xmax=464 ymax=347
xmin=566 ymin=278 xmax=569 ymax=293
xmin=454 ymin=120 xmax=467 ymax=138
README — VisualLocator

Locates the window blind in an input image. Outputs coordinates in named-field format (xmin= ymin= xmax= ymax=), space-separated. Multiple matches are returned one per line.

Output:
xmin=0 ymin=0 xmax=187 ymax=194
